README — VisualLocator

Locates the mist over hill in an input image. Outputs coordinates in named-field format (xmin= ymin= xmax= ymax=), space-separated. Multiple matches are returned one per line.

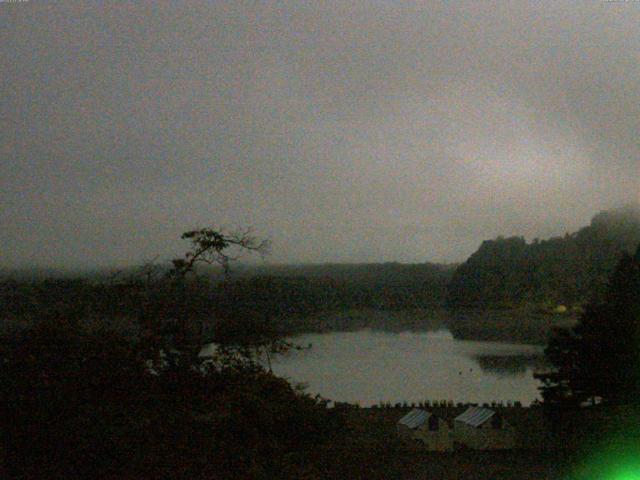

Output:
xmin=2 ymin=206 xmax=639 ymax=332
xmin=446 ymin=206 xmax=640 ymax=311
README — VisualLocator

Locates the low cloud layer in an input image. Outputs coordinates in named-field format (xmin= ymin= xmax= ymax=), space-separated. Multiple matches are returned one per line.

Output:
xmin=2 ymin=2 xmax=639 ymax=268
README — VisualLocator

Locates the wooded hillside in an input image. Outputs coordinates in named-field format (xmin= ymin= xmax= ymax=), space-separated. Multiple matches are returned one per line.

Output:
xmin=446 ymin=206 xmax=640 ymax=310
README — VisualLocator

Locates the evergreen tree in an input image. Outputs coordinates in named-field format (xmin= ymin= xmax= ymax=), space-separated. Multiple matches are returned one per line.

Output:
xmin=536 ymin=244 xmax=640 ymax=407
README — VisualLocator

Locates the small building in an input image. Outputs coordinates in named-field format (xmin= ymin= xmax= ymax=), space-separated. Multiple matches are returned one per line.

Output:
xmin=397 ymin=409 xmax=453 ymax=451
xmin=453 ymin=406 xmax=515 ymax=450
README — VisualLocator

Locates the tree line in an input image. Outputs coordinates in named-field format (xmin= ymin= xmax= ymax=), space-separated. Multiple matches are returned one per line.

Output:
xmin=0 ymin=228 xmax=412 ymax=479
xmin=446 ymin=206 xmax=640 ymax=311
xmin=4 ymin=207 xmax=639 ymax=336
xmin=0 ymin=262 xmax=454 ymax=334
xmin=537 ymin=244 xmax=640 ymax=407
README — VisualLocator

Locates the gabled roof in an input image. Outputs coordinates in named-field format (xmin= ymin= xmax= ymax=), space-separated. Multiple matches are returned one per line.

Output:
xmin=454 ymin=407 xmax=495 ymax=427
xmin=398 ymin=409 xmax=431 ymax=429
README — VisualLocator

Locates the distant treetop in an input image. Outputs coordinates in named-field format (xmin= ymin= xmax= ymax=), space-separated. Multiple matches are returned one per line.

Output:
xmin=446 ymin=206 xmax=640 ymax=310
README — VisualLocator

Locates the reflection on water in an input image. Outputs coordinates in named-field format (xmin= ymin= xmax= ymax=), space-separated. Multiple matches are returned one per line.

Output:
xmin=473 ymin=354 xmax=548 ymax=376
xmin=271 ymin=329 xmax=544 ymax=406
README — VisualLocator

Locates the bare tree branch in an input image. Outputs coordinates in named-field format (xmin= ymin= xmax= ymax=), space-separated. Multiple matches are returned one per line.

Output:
xmin=171 ymin=227 xmax=270 ymax=277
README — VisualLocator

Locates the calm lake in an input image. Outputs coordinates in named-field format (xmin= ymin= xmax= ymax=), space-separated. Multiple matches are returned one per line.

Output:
xmin=269 ymin=329 xmax=546 ymax=406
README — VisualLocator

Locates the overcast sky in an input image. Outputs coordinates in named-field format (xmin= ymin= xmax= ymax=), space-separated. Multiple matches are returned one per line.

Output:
xmin=2 ymin=1 xmax=639 ymax=268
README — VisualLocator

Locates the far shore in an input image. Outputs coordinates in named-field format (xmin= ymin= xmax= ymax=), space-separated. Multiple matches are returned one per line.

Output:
xmin=281 ymin=307 xmax=577 ymax=345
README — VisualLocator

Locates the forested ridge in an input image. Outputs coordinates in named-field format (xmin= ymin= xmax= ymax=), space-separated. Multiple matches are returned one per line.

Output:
xmin=446 ymin=206 xmax=640 ymax=311
xmin=2 ymin=207 xmax=639 ymax=331
xmin=0 ymin=262 xmax=454 ymax=330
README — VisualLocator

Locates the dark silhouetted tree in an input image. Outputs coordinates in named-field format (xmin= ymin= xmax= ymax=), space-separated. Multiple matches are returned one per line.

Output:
xmin=171 ymin=226 xmax=270 ymax=276
xmin=536 ymin=244 xmax=640 ymax=407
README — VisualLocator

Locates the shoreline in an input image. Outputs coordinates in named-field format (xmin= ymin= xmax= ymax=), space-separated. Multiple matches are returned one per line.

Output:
xmin=281 ymin=307 xmax=576 ymax=345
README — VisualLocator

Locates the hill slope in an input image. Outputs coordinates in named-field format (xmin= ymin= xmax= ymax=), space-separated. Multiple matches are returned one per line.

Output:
xmin=446 ymin=206 xmax=640 ymax=311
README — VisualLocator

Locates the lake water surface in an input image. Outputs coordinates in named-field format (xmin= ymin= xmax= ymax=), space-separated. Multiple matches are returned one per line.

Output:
xmin=270 ymin=329 xmax=545 ymax=406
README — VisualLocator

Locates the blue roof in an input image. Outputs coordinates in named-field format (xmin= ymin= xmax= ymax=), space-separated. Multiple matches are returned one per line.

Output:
xmin=454 ymin=406 xmax=495 ymax=427
xmin=398 ymin=409 xmax=431 ymax=429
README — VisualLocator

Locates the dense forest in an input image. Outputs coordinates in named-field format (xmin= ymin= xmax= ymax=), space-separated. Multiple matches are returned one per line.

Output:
xmin=2 ymin=207 xmax=639 ymax=338
xmin=447 ymin=206 xmax=640 ymax=311
xmin=536 ymin=244 xmax=640 ymax=408
xmin=0 ymin=262 xmax=454 ymax=335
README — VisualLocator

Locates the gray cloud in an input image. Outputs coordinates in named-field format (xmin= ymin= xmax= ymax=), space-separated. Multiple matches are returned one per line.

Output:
xmin=2 ymin=1 xmax=639 ymax=268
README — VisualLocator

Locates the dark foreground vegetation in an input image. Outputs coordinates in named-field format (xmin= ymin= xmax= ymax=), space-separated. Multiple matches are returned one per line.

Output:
xmin=537 ymin=242 xmax=640 ymax=407
xmin=2 ymin=211 xmax=640 ymax=478
xmin=0 ymin=310 xmax=611 ymax=480
xmin=0 ymin=229 xmax=364 ymax=479
xmin=0 ymin=317 xmax=343 ymax=478
xmin=1 ymin=316 xmax=635 ymax=479
xmin=1 ymin=318 xmax=636 ymax=480
xmin=340 ymin=402 xmax=640 ymax=480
